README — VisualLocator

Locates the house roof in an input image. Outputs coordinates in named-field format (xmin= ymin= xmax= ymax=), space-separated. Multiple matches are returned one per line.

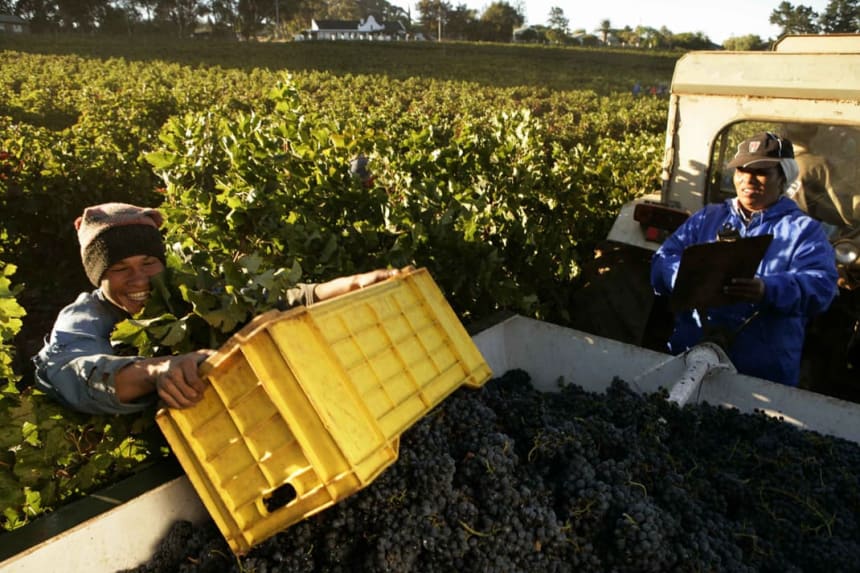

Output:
xmin=311 ymin=16 xmax=405 ymax=33
xmin=313 ymin=19 xmax=359 ymax=31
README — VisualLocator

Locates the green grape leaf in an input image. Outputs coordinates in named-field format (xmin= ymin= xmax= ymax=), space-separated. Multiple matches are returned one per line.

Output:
xmin=145 ymin=151 xmax=177 ymax=171
xmin=21 ymin=421 xmax=40 ymax=447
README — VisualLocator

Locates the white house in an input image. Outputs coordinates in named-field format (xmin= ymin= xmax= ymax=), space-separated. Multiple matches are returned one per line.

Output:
xmin=302 ymin=16 xmax=406 ymax=41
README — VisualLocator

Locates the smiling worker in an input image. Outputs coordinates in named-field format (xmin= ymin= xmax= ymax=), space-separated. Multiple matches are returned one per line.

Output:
xmin=33 ymin=202 xmax=401 ymax=414
xmin=650 ymin=132 xmax=838 ymax=386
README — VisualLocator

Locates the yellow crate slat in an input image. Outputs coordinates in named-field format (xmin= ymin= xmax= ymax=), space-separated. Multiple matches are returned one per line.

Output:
xmin=156 ymin=268 xmax=491 ymax=555
xmin=268 ymin=318 xmax=391 ymax=469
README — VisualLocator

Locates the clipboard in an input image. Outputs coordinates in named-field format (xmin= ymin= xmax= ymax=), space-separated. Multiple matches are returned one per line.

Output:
xmin=670 ymin=234 xmax=773 ymax=312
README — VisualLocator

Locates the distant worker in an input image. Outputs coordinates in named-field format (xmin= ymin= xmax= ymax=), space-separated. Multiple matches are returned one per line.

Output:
xmin=651 ymin=132 xmax=838 ymax=386
xmin=350 ymin=153 xmax=375 ymax=187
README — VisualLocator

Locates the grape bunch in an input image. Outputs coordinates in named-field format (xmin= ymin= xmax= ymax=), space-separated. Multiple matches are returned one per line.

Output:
xmin=125 ymin=370 xmax=860 ymax=573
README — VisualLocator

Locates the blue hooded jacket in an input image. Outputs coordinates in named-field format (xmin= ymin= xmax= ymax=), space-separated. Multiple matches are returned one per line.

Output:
xmin=651 ymin=196 xmax=838 ymax=386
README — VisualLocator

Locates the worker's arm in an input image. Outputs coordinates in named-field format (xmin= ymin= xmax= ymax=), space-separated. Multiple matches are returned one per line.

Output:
xmin=281 ymin=268 xmax=410 ymax=310
xmin=34 ymin=293 xmax=183 ymax=415
xmin=651 ymin=213 xmax=705 ymax=296
xmin=313 ymin=268 xmax=405 ymax=301
xmin=37 ymin=346 xmax=211 ymax=414
xmin=754 ymin=221 xmax=838 ymax=316
xmin=114 ymin=350 xmax=215 ymax=408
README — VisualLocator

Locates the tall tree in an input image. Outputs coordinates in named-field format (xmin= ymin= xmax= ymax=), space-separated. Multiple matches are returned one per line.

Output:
xmin=102 ymin=0 xmax=143 ymax=35
xmin=615 ymin=25 xmax=638 ymax=47
xmin=596 ymin=18 xmax=611 ymax=44
xmin=545 ymin=5 xmax=567 ymax=44
xmin=635 ymin=25 xmax=663 ymax=48
xmin=818 ymin=0 xmax=860 ymax=32
xmin=56 ymin=0 xmax=107 ymax=30
xmin=659 ymin=25 xmax=673 ymax=48
xmin=478 ymin=0 xmax=523 ymax=42
xmin=133 ymin=0 xmax=160 ymax=22
xmin=152 ymin=0 xmax=204 ymax=37
xmin=722 ymin=34 xmax=768 ymax=50
xmin=671 ymin=31 xmax=712 ymax=50
xmin=769 ymin=1 xmax=820 ymax=35
xmin=355 ymin=0 xmax=403 ymax=21
xmin=289 ymin=0 xmax=326 ymax=33
xmin=235 ymin=0 xmax=260 ymax=38
xmin=326 ymin=0 xmax=362 ymax=19
xmin=382 ymin=3 xmax=410 ymax=24
xmin=15 ymin=0 xmax=60 ymax=31
xmin=207 ymin=0 xmax=238 ymax=34
xmin=416 ymin=0 xmax=450 ymax=39
xmin=547 ymin=6 xmax=567 ymax=33
xmin=445 ymin=3 xmax=477 ymax=40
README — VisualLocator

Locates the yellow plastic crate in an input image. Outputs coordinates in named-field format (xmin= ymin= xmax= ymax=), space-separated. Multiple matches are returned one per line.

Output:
xmin=156 ymin=268 xmax=492 ymax=554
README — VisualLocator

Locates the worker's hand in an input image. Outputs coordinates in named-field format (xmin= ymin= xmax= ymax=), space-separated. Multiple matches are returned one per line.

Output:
xmin=723 ymin=277 xmax=765 ymax=302
xmin=154 ymin=349 xmax=215 ymax=409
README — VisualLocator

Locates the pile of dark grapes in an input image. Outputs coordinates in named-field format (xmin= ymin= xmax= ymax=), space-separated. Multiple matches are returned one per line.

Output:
xmin=126 ymin=370 xmax=860 ymax=573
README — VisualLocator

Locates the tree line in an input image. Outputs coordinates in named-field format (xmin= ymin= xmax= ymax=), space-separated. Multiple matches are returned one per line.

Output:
xmin=0 ymin=0 xmax=525 ymax=41
xmin=724 ymin=0 xmax=859 ymax=50
xmin=0 ymin=0 xmax=857 ymax=46
xmin=1 ymin=0 xmax=404 ymax=38
xmin=530 ymin=0 xmax=857 ymax=50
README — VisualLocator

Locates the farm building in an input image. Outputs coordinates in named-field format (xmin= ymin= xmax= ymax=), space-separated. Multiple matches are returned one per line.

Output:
xmin=299 ymin=16 xmax=406 ymax=41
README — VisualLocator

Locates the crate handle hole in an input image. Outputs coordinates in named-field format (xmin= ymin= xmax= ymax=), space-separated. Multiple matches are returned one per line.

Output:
xmin=263 ymin=483 xmax=297 ymax=513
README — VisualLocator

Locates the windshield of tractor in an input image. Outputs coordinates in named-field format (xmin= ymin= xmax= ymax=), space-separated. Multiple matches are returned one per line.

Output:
xmin=708 ymin=122 xmax=860 ymax=236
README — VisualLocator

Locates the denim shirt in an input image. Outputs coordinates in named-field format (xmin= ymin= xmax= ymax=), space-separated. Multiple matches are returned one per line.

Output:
xmin=33 ymin=283 xmax=318 ymax=415
xmin=32 ymin=290 xmax=152 ymax=415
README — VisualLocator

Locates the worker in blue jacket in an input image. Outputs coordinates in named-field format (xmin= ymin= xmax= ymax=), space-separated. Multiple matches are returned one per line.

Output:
xmin=651 ymin=132 xmax=838 ymax=386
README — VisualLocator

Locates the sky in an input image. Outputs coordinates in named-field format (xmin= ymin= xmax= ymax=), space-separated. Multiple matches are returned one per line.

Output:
xmin=390 ymin=0 xmax=833 ymax=45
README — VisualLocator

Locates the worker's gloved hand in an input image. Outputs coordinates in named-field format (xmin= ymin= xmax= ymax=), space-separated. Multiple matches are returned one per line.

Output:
xmin=723 ymin=277 xmax=765 ymax=302
xmin=155 ymin=349 xmax=215 ymax=409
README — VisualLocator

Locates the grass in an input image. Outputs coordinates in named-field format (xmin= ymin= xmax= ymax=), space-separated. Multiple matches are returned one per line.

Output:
xmin=0 ymin=34 xmax=680 ymax=95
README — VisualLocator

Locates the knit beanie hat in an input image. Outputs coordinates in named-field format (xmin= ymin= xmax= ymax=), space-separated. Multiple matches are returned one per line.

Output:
xmin=75 ymin=202 xmax=166 ymax=286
